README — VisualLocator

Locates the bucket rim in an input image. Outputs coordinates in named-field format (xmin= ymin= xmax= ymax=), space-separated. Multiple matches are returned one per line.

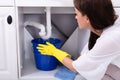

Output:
xmin=31 ymin=38 xmax=62 ymax=44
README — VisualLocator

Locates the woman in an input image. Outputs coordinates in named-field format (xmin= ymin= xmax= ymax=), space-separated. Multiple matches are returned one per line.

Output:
xmin=37 ymin=0 xmax=120 ymax=80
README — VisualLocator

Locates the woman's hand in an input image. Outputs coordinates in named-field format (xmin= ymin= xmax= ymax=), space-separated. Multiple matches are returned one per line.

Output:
xmin=37 ymin=42 xmax=71 ymax=62
xmin=37 ymin=42 xmax=57 ymax=56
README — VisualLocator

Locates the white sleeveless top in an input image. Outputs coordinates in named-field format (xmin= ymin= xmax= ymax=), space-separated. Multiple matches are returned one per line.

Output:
xmin=72 ymin=16 xmax=120 ymax=80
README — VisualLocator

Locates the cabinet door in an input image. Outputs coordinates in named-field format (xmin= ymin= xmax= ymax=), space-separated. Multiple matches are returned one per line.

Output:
xmin=0 ymin=7 xmax=17 ymax=80
xmin=0 ymin=0 xmax=14 ymax=6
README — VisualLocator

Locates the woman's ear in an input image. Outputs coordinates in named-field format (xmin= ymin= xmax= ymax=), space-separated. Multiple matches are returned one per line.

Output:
xmin=86 ymin=16 xmax=90 ymax=24
xmin=85 ymin=16 xmax=92 ymax=28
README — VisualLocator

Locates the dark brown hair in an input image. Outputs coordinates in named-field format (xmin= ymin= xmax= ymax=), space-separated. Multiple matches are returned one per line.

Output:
xmin=74 ymin=0 xmax=116 ymax=50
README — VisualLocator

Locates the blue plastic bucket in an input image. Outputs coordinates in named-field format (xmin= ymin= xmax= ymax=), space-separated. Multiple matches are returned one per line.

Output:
xmin=31 ymin=38 xmax=61 ymax=71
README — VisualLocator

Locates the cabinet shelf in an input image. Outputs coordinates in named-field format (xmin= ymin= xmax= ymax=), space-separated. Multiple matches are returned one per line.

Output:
xmin=21 ymin=59 xmax=60 ymax=80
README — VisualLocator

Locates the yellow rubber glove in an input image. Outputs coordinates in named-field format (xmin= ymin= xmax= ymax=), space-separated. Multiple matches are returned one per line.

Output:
xmin=37 ymin=42 xmax=71 ymax=62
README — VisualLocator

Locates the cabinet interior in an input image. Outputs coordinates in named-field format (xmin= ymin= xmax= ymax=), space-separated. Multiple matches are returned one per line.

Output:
xmin=17 ymin=7 xmax=89 ymax=79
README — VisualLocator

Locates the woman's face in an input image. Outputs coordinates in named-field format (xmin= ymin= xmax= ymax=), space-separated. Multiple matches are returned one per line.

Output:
xmin=75 ymin=8 xmax=90 ymax=29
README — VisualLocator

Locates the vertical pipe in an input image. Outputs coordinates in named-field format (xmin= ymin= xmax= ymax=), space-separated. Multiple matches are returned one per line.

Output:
xmin=41 ymin=7 xmax=52 ymax=39
xmin=46 ymin=7 xmax=51 ymax=30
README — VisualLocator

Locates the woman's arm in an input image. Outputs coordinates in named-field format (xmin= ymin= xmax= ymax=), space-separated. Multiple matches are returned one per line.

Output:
xmin=62 ymin=57 xmax=77 ymax=72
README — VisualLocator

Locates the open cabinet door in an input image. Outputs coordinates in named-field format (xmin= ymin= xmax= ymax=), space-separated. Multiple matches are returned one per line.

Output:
xmin=0 ymin=7 xmax=18 ymax=80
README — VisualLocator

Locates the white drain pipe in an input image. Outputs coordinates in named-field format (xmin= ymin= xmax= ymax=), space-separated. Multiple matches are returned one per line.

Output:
xmin=24 ymin=7 xmax=52 ymax=40
xmin=41 ymin=7 xmax=52 ymax=39
xmin=24 ymin=21 xmax=46 ymax=37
